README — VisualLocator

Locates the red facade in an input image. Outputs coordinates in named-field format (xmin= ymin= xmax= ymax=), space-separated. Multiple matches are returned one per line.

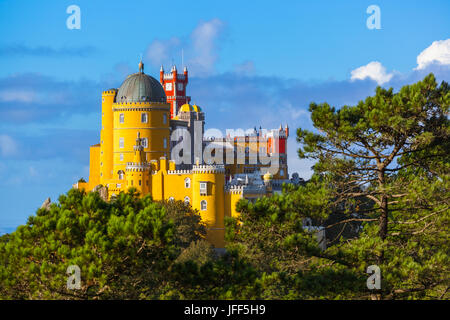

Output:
xmin=160 ymin=66 xmax=191 ymax=118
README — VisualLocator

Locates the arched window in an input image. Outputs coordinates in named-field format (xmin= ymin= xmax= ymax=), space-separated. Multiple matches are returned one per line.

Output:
xmin=118 ymin=170 xmax=124 ymax=180
xmin=200 ymin=200 xmax=207 ymax=211
xmin=184 ymin=178 xmax=191 ymax=188
xmin=184 ymin=196 xmax=190 ymax=205
xmin=141 ymin=113 xmax=148 ymax=123
xmin=168 ymin=197 xmax=174 ymax=202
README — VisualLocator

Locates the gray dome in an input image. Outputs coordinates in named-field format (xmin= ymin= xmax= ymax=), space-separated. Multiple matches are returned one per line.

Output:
xmin=116 ymin=72 xmax=166 ymax=103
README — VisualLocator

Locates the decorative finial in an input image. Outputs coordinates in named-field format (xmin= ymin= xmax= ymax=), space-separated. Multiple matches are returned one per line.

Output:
xmin=138 ymin=53 xmax=144 ymax=73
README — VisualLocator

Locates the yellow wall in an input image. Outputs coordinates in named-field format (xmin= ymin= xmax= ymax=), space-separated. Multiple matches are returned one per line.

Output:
xmin=88 ymin=144 xmax=101 ymax=190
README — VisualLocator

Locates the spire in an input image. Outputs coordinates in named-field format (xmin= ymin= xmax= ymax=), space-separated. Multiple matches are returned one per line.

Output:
xmin=160 ymin=65 xmax=164 ymax=72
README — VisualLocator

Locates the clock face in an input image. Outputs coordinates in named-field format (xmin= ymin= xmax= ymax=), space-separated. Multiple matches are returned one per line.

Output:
xmin=165 ymin=83 xmax=172 ymax=90
xmin=177 ymin=83 xmax=183 ymax=91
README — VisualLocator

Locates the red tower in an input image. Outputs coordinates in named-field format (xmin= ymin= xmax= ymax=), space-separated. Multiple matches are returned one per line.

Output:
xmin=160 ymin=65 xmax=191 ymax=118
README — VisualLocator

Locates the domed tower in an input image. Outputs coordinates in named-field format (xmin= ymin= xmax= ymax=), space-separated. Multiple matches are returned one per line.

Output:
xmin=112 ymin=61 xmax=171 ymax=180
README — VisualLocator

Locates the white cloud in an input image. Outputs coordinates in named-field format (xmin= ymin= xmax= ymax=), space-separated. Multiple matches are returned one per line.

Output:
xmin=145 ymin=19 xmax=224 ymax=76
xmin=189 ymin=19 xmax=224 ymax=76
xmin=0 ymin=135 xmax=18 ymax=156
xmin=416 ymin=39 xmax=450 ymax=70
xmin=0 ymin=89 xmax=37 ymax=103
xmin=145 ymin=37 xmax=181 ymax=68
xmin=350 ymin=61 xmax=393 ymax=85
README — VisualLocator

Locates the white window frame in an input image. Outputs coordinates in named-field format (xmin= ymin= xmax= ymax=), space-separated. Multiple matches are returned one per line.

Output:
xmin=200 ymin=182 xmax=207 ymax=196
xmin=119 ymin=137 xmax=124 ymax=148
xmin=200 ymin=200 xmax=207 ymax=211
xmin=168 ymin=197 xmax=174 ymax=202
xmin=120 ymin=153 xmax=124 ymax=161
xmin=119 ymin=113 xmax=124 ymax=123
xmin=141 ymin=113 xmax=148 ymax=123
xmin=166 ymin=83 xmax=172 ymax=90
xmin=118 ymin=171 xmax=124 ymax=180
xmin=184 ymin=196 xmax=190 ymax=205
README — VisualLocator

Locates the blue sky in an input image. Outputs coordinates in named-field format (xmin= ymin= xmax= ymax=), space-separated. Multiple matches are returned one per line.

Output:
xmin=0 ymin=0 xmax=449 ymax=233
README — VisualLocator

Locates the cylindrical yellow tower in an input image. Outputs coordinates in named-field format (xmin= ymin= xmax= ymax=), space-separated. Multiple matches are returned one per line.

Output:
xmin=100 ymin=89 xmax=117 ymax=184
xmin=192 ymin=165 xmax=225 ymax=247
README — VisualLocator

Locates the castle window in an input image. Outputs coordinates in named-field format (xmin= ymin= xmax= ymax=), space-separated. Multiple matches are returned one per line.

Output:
xmin=280 ymin=169 xmax=284 ymax=177
xmin=118 ymin=170 xmax=124 ymax=180
xmin=200 ymin=200 xmax=207 ymax=211
xmin=141 ymin=138 xmax=148 ymax=148
xmin=168 ymin=197 xmax=174 ymax=202
xmin=166 ymin=83 xmax=172 ymax=90
xmin=177 ymin=83 xmax=183 ymax=91
xmin=119 ymin=113 xmax=124 ymax=123
xmin=163 ymin=113 xmax=167 ymax=124
xmin=184 ymin=196 xmax=190 ymax=205
xmin=163 ymin=138 xmax=167 ymax=149
xmin=120 ymin=153 xmax=124 ymax=161
xmin=141 ymin=113 xmax=148 ymax=123
xmin=119 ymin=138 xmax=124 ymax=148
xmin=116 ymin=183 xmax=121 ymax=188
xmin=139 ymin=180 xmax=141 ymax=186
xmin=200 ymin=182 xmax=207 ymax=196
xmin=184 ymin=178 xmax=191 ymax=188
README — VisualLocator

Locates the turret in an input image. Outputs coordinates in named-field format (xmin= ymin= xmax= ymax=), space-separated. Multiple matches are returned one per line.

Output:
xmin=125 ymin=131 xmax=151 ymax=195
xmin=160 ymin=65 xmax=164 ymax=83
xmin=184 ymin=66 xmax=188 ymax=82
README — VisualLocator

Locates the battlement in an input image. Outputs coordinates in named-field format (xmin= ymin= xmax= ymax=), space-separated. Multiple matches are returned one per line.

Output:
xmin=112 ymin=101 xmax=169 ymax=108
xmin=125 ymin=162 xmax=151 ymax=171
xmin=192 ymin=164 xmax=225 ymax=174
xmin=102 ymin=89 xmax=118 ymax=95
xmin=167 ymin=169 xmax=192 ymax=175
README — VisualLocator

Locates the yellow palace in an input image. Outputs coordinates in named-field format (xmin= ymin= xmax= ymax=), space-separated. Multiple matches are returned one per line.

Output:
xmin=74 ymin=61 xmax=292 ymax=247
